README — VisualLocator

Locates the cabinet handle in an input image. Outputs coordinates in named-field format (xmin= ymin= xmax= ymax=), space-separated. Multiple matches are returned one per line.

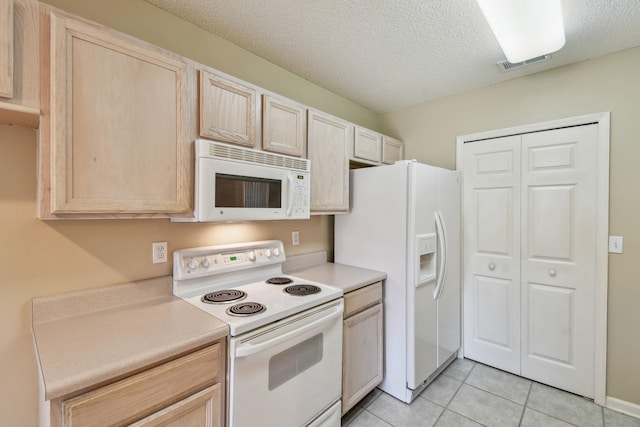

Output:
xmin=549 ymin=269 xmax=557 ymax=277
xmin=488 ymin=263 xmax=496 ymax=271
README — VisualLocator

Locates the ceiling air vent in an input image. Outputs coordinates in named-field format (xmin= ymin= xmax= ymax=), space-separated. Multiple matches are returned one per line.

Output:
xmin=497 ymin=54 xmax=551 ymax=72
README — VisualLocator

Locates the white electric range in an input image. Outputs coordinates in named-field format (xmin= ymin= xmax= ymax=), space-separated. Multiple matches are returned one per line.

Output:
xmin=173 ymin=240 xmax=344 ymax=427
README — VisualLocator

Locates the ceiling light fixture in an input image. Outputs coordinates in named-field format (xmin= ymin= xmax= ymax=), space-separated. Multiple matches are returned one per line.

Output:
xmin=476 ymin=0 xmax=566 ymax=63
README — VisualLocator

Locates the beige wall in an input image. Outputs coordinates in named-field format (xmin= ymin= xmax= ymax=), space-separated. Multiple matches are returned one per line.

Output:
xmin=381 ymin=46 xmax=640 ymax=405
xmin=0 ymin=1 xmax=379 ymax=425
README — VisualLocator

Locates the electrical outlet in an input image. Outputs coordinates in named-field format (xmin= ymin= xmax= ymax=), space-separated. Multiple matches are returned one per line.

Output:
xmin=292 ymin=231 xmax=300 ymax=246
xmin=152 ymin=241 xmax=168 ymax=263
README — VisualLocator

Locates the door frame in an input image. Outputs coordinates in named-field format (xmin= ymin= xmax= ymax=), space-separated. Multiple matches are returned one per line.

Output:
xmin=455 ymin=112 xmax=610 ymax=405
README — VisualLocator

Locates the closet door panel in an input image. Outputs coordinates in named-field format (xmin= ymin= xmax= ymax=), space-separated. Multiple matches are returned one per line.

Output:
xmin=462 ymin=136 xmax=521 ymax=375
xmin=520 ymin=125 xmax=598 ymax=398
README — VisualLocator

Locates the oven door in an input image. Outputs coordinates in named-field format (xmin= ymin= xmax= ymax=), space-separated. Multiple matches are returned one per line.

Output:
xmin=228 ymin=299 xmax=343 ymax=427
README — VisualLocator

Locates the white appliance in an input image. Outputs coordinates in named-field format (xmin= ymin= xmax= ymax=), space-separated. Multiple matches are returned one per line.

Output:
xmin=334 ymin=160 xmax=461 ymax=403
xmin=173 ymin=240 xmax=343 ymax=427
xmin=173 ymin=140 xmax=311 ymax=222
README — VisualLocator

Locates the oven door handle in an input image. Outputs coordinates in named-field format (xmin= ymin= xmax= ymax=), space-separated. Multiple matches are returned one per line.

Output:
xmin=234 ymin=305 xmax=343 ymax=358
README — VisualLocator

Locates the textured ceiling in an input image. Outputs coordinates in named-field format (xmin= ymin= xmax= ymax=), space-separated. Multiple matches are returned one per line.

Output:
xmin=143 ymin=0 xmax=640 ymax=113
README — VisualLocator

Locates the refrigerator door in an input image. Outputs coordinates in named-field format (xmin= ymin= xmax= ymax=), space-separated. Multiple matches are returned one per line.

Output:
xmin=406 ymin=162 xmax=439 ymax=390
xmin=334 ymin=162 xmax=410 ymax=400
xmin=436 ymin=169 xmax=461 ymax=366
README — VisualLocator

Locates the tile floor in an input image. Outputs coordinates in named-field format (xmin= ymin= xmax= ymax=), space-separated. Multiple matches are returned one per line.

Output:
xmin=341 ymin=358 xmax=640 ymax=427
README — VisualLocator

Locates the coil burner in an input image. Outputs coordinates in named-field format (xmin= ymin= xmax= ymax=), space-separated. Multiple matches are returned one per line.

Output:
xmin=266 ymin=277 xmax=294 ymax=285
xmin=226 ymin=302 xmax=267 ymax=317
xmin=284 ymin=284 xmax=321 ymax=296
xmin=202 ymin=289 xmax=247 ymax=304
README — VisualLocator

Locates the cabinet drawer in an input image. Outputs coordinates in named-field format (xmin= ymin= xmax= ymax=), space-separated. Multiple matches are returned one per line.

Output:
xmin=344 ymin=281 xmax=382 ymax=318
xmin=130 ymin=384 xmax=222 ymax=427
xmin=57 ymin=343 xmax=223 ymax=427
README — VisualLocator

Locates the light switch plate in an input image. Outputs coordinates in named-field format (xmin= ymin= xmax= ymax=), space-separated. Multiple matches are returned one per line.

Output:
xmin=608 ymin=236 xmax=623 ymax=254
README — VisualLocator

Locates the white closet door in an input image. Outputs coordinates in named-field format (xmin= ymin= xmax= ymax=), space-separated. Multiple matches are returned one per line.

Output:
xmin=520 ymin=125 xmax=598 ymax=398
xmin=463 ymin=136 xmax=521 ymax=374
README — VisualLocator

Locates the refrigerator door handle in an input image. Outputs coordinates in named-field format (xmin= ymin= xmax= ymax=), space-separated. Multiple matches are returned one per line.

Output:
xmin=434 ymin=211 xmax=448 ymax=300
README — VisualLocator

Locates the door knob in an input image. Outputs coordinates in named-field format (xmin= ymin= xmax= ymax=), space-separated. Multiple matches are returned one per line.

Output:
xmin=488 ymin=263 xmax=496 ymax=271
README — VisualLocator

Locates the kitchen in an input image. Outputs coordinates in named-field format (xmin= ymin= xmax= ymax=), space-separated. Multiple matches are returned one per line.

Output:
xmin=1 ymin=0 xmax=639 ymax=426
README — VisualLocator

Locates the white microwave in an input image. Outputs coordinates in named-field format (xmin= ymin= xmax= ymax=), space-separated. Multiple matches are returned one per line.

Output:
xmin=175 ymin=140 xmax=311 ymax=222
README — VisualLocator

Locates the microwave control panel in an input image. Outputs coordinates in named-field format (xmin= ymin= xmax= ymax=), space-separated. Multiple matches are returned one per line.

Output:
xmin=290 ymin=173 xmax=310 ymax=218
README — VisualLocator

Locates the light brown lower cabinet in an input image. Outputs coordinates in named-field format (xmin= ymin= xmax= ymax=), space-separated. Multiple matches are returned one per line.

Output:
xmin=130 ymin=384 xmax=221 ymax=427
xmin=342 ymin=282 xmax=383 ymax=415
xmin=50 ymin=342 xmax=225 ymax=427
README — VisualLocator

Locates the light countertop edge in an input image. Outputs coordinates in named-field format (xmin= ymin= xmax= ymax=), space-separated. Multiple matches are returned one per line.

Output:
xmin=32 ymin=276 xmax=228 ymax=401
xmin=284 ymin=253 xmax=387 ymax=293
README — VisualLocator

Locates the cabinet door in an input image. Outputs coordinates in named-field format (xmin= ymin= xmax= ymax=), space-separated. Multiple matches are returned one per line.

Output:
xmin=382 ymin=136 xmax=404 ymax=164
xmin=0 ymin=0 xmax=13 ymax=99
xmin=353 ymin=126 xmax=382 ymax=164
xmin=342 ymin=303 xmax=383 ymax=414
xmin=307 ymin=109 xmax=351 ymax=213
xmin=262 ymin=94 xmax=306 ymax=156
xmin=199 ymin=69 xmax=256 ymax=147
xmin=40 ymin=12 xmax=192 ymax=218
xmin=0 ymin=0 xmax=39 ymax=128
xmin=130 ymin=384 xmax=222 ymax=427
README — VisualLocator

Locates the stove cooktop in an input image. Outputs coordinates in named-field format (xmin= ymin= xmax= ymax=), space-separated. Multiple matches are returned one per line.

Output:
xmin=179 ymin=275 xmax=342 ymax=335
xmin=173 ymin=241 xmax=343 ymax=336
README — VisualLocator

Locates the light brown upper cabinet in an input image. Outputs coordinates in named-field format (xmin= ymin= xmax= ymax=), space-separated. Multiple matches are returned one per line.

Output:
xmin=307 ymin=109 xmax=351 ymax=213
xmin=382 ymin=135 xmax=404 ymax=164
xmin=262 ymin=94 xmax=306 ymax=157
xmin=199 ymin=69 xmax=256 ymax=147
xmin=0 ymin=0 xmax=14 ymax=99
xmin=353 ymin=126 xmax=382 ymax=165
xmin=38 ymin=9 xmax=193 ymax=219
xmin=0 ymin=0 xmax=39 ymax=127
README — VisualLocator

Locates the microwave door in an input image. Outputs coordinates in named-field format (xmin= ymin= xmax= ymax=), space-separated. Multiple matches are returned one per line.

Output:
xmin=191 ymin=147 xmax=309 ymax=222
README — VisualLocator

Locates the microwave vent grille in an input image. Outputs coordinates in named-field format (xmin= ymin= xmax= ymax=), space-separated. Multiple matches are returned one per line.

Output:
xmin=209 ymin=142 xmax=310 ymax=172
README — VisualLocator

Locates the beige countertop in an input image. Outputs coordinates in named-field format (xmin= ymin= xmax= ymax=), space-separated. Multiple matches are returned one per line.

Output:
xmin=32 ymin=276 xmax=228 ymax=401
xmin=286 ymin=260 xmax=386 ymax=294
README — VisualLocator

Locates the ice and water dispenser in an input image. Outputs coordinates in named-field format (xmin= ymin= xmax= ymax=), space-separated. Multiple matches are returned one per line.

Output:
xmin=416 ymin=234 xmax=437 ymax=287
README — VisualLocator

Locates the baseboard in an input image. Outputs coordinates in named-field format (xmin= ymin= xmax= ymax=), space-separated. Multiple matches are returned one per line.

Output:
xmin=605 ymin=396 xmax=640 ymax=419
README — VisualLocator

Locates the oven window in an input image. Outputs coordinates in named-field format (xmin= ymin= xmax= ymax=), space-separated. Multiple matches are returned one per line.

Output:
xmin=215 ymin=174 xmax=282 ymax=208
xmin=268 ymin=334 xmax=323 ymax=390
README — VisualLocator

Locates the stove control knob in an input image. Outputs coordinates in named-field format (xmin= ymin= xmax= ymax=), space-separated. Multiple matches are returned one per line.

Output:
xmin=273 ymin=247 xmax=281 ymax=257
xmin=187 ymin=258 xmax=198 ymax=269
xmin=248 ymin=251 xmax=256 ymax=262
xmin=201 ymin=257 xmax=211 ymax=268
xmin=265 ymin=249 xmax=272 ymax=258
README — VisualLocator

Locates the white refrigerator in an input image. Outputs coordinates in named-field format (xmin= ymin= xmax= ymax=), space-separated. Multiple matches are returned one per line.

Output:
xmin=335 ymin=160 xmax=460 ymax=403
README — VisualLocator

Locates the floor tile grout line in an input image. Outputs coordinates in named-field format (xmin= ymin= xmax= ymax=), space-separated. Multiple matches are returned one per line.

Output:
xmin=421 ymin=400 xmax=447 ymax=427
xmin=523 ymin=407 xmax=582 ymax=427
xmin=461 ymin=382 xmax=528 ymax=408
xmin=444 ymin=406 xmax=489 ymax=426
xmin=517 ymin=380 xmax=534 ymax=426
xmin=362 ymin=409 xmax=394 ymax=427
xmin=434 ymin=363 xmax=493 ymax=427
